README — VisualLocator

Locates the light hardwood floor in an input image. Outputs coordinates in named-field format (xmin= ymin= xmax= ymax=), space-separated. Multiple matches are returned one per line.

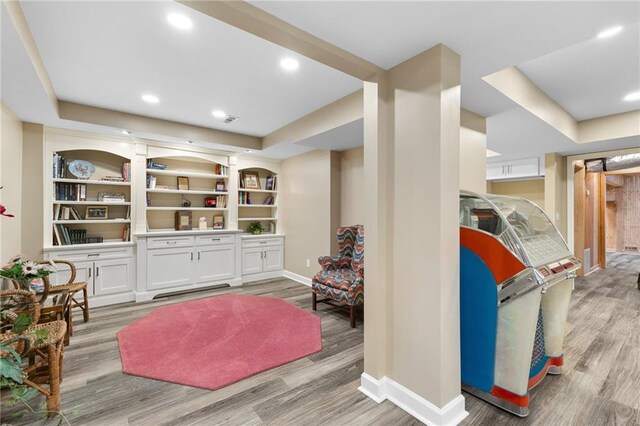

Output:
xmin=2 ymin=266 xmax=639 ymax=425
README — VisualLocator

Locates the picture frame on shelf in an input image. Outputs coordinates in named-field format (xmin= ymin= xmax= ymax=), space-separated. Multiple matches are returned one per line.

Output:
xmin=213 ymin=215 xmax=224 ymax=229
xmin=242 ymin=171 xmax=260 ymax=189
xmin=265 ymin=175 xmax=275 ymax=191
xmin=177 ymin=176 xmax=190 ymax=191
xmin=85 ymin=206 xmax=108 ymax=220
xmin=98 ymin=192 xmax=126 ymax=202
xmin=175 ymin=211 xmax=193 ymax=230
xmin=215 ymin=180 xmax=226 ymax=192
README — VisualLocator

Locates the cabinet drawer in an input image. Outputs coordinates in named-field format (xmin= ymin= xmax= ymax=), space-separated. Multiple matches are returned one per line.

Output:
xmin=147 ymin=236 xmax=194 ymax=249
xmin=195 ymin=234 xmax=235 ymax=246
xmin=47 ymin=247 xmax=133 ymax=261
xmin=242 ymin=238 xmax=284 ymax=249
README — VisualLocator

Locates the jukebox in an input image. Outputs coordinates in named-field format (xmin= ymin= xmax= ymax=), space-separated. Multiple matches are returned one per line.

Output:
xmin=459 ymin=191 xmax=580 ymax=417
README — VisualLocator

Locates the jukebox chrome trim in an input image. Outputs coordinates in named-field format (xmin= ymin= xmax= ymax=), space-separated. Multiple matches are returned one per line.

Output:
xmin=497 ymin=268 xmax=539 ymax=306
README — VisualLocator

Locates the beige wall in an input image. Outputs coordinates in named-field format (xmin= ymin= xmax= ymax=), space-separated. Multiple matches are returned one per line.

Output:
xmin=0 ymin=103 xmax=23 ymax=262
xmin=340 ymin=147 xmax=364 ymax=226
xmin=280 ymin=150 xmax=333 ymax=279
xmin=21 ymin=123 xmax=45 ymax=260
xmin=544 ymin=153 xmax=567 ymax=238
xmin=459 ymin=126 xmax=487 ymax=193
xmin=491 ymin=178 xmax=545 ymax=209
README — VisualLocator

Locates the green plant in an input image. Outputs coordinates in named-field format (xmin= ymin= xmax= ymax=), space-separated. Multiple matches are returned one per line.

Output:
xmin=1 ymin=256 xmax=54 ymax=282
xmin=247 ymin=222 xmax=265 ymax=235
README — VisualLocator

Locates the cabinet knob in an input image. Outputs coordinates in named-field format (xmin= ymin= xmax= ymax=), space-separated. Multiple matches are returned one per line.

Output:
xmin=167 ymin=241 xmax=177 ymax=245
xmin=88 ymin=253 xmax=100 ymax=257
xmin=212 ymin=238 xmax=220 ymax=242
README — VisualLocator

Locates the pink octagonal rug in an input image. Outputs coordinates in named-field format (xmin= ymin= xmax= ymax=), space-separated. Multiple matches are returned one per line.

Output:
xmin=117 ymin=294 xmax=322 ymax=390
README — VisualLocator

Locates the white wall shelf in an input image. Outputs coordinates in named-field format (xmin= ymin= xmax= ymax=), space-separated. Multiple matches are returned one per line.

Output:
xmin=53 ymin=178 xmax=131 ymax=186
xmin=238 ymin=189 xmax=277 ymax=193
xmin=146 ymin=169 xmax=227 ymax=179
xmin=43 ymin=241 xmax=135 ymax=251
xmin=146 ymin=207 xmax=228 ymax=211
xmin=238 ymin=204 xmax=277 ymax=208
xmin=53 ymin=201 xmax=131 ymax=205
xmin=53 ymin=219 xmax=131 ymax=224
xmin=238 ymin=217 xmax=277 ymax=221
xmin=146 ymin=188 xmax=228 ymax=195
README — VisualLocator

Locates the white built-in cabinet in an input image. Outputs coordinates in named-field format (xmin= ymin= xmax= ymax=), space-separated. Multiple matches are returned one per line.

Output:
xmin=241 ymin=235 xmax=284 ymax=282
xmin=44 ymin=246 xmax=135 ymax=307
xmin=136 ymin=231 xmax=242 ymax=301
xmin=487 ymin=157 xmax=540 ymax=181
xmin=42 ymin=128 xmax=287 ymax=307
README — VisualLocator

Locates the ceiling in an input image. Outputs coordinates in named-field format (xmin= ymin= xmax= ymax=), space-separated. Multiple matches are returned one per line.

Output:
xmin=17 ymin=1 xmax=361 ymax=137
xmin=2 ymin=1 xmax=639 ymax=161
xmin=519 ymin=22 xmax=640 ymax=121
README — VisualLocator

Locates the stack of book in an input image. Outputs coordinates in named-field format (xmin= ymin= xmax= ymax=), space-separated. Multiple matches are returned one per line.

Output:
xmin=238 ymin=192 xmax=251 ymax=205
xmin=52 ymin=152 xmax=66 ymax=178
xmin=122 ymin=162 xmax=131 ymax=182
xmin=54 ymin=205 xmax=83 ymax=220
xmin=53 ymin=225 xmax=87 ymax=245
xmin=55 ymin=183 xmax=87 ymax=201
xmin=146 ymin=174 xmax=157 ymax=189
xmin=214 ymin=164 xmax=229 ymax=176
xmin=101 ymin=176 xmax=126 ymax=183
xmin=98 ymin=192 xmax=126 ymax=202
xmin=213 ymin=195 xmax=227 ymax=208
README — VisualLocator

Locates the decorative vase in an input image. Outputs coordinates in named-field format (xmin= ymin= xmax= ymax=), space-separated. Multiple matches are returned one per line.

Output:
xmin=252 ymin=231 xmax=261 ymax=235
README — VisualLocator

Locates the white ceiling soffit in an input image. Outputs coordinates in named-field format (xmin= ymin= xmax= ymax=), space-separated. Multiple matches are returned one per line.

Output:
xmin=487 ymin=108 xmax=640 ymax=162
xmin=0 ymin=2 xmax=57 ymax=123
xmin=19 ymin=1 xmax=362 ymax=137
xmin=297 ymin=119 xmax=363 ymax=152
xmin=251 ymin=1 xmax=640 ymax=118
xmin=519 ymin=22 xmax=640 ymax=121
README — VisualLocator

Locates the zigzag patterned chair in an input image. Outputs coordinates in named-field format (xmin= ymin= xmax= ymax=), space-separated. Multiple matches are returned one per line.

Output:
xmin=312 ymin=225 xmax=364 ymax=328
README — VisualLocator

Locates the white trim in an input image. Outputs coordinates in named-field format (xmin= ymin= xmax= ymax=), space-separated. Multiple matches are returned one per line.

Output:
xmin=282 ymin=270 xmax=312 ymax=287
xmin=242 ymin=270 xmax=284 ymax=284
xmin=359 ymin=374 xmax=468 ymax=426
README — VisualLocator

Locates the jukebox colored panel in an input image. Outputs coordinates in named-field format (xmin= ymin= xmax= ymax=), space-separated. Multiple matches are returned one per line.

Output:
xmin=460 ymin=246 xmax=498 ymax=392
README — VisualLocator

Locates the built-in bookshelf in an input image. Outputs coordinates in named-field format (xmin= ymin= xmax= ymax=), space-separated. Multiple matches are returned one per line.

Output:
xmin=48 ymin=149 xmax=133 ymax=247
xmin=238 ymin=167 xmax=278 ymax=234
xmin=146 ymin=156 xmax=229 ymax=231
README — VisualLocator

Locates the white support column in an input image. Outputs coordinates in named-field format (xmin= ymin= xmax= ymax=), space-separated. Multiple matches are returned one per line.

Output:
xmin=133 ymin=143 xmax=148 ymax=235
xmin=228 ymin=155 xmax=239 ymax=231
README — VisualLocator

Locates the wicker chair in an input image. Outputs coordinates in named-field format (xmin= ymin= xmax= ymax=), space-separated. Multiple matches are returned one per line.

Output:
xmin=1 ymin=289 xmax=67 ymax=415
xmin=43 ymin=260 xmax=90 ymax=327
xmin=311 ymin=225 xmax=364 ymax=327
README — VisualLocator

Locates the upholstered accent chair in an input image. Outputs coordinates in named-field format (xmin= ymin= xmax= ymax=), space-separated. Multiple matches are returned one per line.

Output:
xmin=312 ymin=225 xmax=364 ymax=328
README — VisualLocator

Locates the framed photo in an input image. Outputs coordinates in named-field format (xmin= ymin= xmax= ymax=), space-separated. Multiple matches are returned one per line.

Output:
xmin=175 ymin=211 xmax=192 ymax=231
xmin=177 ymin=176 xmax=190 ymax=191
xmin=215 ymin=180 xmax=226 ymax=191
xmin=85 ymin=206 xmax=108 ymax=220
xmin=242 ymin=171 xmax=260 ymax=190
xmin=265 ymin=175 xmax=274 ymax=191
xmin=213 ymin=215 xmax=224 ymax=229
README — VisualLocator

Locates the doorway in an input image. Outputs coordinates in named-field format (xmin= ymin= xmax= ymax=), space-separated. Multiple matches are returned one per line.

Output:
xmin=604 ymin=171 xmax=640 ymax=273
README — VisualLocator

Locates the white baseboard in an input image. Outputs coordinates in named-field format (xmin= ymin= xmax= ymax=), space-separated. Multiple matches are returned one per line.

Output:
xmin=282 ymin=270 xmax=312 ymax=287
xmin=359 ymin=373 xmax=468 ymax=426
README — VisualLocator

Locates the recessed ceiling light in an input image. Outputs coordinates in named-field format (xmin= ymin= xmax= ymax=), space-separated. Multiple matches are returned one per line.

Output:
xmin=121 ymin=130 xmax=131 ymax=135
xmin=186 ymin=140 xmax=193 ymax=144
xmin=623 ymin=91 xmax=640 ymax=101
xmin=142 ymin=94 xmax=159 ymax=104
xmin=597 ymin=26 xmax=623 ymax=39
xmin=280 ymin=58 xmax=300 ymax=71
xmin=212 ymin=110 xmax=226 ymax=119
xmin=245 ymin=149 xmax=252 ymax=153
xmin=167 ymin=13 xmax=193 ymax=30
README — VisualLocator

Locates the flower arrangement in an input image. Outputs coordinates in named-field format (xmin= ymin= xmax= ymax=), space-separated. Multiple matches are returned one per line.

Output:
xmin=1 ymin=256 xmax=55 ymax=291
xmin=0 ymin=186 xmax=14 ymax=218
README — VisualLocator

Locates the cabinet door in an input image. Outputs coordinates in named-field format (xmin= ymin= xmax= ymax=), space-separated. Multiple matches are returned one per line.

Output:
xmin=147 ymin=247 xmax=194 ymax=290
xmin=506 ymin=158 xmax=539 ymax=179
xmin=196 ymin=245 xmax=235 ymax=284
xmin=263 ymin=246 xmax=284 ymax=272
xmin=94 ymin=257 xmax=133 ymax=296
xmin=242 ymin=248 xmax=263 ymax=275
xmin=49 ymin=260 xmax=94 ymax=294
xmin=487 ymin=161 xmax=506 ymax=180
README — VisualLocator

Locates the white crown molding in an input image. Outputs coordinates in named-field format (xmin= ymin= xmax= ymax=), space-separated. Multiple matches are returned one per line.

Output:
xmin=359 ymin=373 xmax=468 ymax=426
